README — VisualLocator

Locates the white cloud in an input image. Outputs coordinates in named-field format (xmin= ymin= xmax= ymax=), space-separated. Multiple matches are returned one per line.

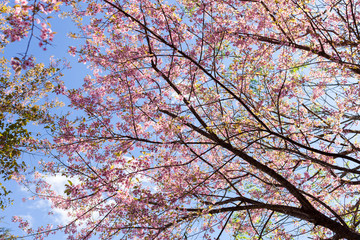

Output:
xmin=30 ymin=199 xmax=50 ymax=209
xmin=40 ymin=174 xmax=80 ymax=225
xmin=51 ymin=207 xmax=73 ymax=225
xmin=44 ymin=174 xmax=80 ymax=196
xmin=38 ymin=160 xmax=159 ymax=228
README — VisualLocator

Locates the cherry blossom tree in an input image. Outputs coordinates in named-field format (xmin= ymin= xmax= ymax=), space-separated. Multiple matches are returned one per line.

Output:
xmin=9 ymin=0 xmax=360 ymax=239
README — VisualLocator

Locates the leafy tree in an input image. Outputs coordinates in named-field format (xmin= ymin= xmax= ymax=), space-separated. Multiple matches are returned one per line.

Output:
xmin=8 ymin=0 xmax=360 ymax=239
xmin=0 ymin=57 xmax=61 ymax=209
xmin=0 ymin=0 xmax=62 ymax=209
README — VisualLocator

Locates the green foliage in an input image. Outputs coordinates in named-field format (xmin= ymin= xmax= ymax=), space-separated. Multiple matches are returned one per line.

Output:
xmin=0 ymin=57 xmax=62 ymax=209
xmin=0 ymin=116 xmax=28 ymax=209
